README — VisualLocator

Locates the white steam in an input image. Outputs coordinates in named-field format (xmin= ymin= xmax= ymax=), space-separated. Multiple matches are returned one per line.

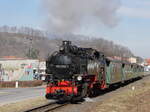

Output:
xmin=42 ymin=0 xmax=121 ymax=33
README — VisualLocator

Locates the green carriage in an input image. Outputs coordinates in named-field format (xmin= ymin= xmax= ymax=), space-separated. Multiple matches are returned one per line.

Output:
xmin=105 ymin=58 xmax=144 ymax=85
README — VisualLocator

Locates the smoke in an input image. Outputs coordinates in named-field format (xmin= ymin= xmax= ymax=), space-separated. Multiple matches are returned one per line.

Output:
xmin=42 ymin=0 xmax=121 ymax=33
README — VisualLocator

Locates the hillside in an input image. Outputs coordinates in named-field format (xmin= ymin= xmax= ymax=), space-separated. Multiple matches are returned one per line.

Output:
xmin=0 ymin=32 xmax=57 ymax=59
xmin=0 ymin=26 xmax=134 ymax=59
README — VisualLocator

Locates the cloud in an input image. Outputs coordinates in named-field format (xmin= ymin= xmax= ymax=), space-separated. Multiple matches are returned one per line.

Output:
xmin=118 ymin=6 xmax=150 ymax=19
xmin=42 ymin=0 xmax=121 ymax=33
xmin=122 ymin=0 xmax=150 ymax=7
xmin=135 ymin=1 xmax=150 ymax=6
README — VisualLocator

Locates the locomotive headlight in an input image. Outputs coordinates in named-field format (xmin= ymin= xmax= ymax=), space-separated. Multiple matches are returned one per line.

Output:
xmin=77 ymin=76 xmax=82 ymax=81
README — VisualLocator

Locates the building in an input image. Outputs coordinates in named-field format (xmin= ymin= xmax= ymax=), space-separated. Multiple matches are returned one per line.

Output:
xmin=0 ymin=57 xmax=46 ymax=81
xmin=145 ymin=59 xmax=150 ymax=65
xmin=128 ymin=57 xmax=137 ymax=63
xmin=144 ymin=65 xmax=150 ymax=72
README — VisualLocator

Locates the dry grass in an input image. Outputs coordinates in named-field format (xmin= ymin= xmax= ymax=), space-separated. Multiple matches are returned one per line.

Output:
xmin=0 ymin=97 xmax=50 ymax=112
xmin=0 ymin=80 xmax=43 ymax=88
xmin=92 ymin=80 xmax=150 ymax=112
xmin=0 ymin=81 xmax=16 ymax=88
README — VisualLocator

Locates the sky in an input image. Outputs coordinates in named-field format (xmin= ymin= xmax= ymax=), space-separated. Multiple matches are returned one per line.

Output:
xmin=0 ymin=0 xmax=150 ymax=58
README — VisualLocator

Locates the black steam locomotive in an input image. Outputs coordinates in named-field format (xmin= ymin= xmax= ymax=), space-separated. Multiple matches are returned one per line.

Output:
xmin=45 ymin=41 xmax=144 ymax=101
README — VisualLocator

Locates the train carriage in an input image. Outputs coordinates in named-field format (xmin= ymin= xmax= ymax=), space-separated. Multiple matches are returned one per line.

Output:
xmin=105 ymin=59 xmax=123 ymax=84
xmin=105 ymin=58 xmax=144 ymax=86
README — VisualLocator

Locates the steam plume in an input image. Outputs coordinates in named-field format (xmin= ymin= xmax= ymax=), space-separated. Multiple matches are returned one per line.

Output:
xmin=42 ymin=0 xmax=120 ymax=33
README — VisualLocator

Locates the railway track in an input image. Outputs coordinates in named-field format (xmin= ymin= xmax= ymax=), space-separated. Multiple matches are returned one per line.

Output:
xmin=24 ymin=101 xmax=69 ymax=112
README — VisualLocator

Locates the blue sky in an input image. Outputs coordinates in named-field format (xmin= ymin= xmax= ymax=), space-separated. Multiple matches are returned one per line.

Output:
xmin=0 ymin=0 xmax=42 ymax=28
xmin=0 ymin=0 xmax=150 ymax=58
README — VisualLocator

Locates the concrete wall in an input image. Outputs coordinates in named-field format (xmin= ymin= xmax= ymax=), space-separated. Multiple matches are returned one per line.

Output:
xmin=0 ymin=59 xmax=46 ymax=81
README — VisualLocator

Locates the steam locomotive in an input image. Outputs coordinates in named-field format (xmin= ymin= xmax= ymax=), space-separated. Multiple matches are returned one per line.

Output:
xmin=45 ymin=41 xmax=144 ymax=101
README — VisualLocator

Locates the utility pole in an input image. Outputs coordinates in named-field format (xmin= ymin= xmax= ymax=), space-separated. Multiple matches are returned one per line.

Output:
xmin=29 ymin=37 xmax=33 ymax=59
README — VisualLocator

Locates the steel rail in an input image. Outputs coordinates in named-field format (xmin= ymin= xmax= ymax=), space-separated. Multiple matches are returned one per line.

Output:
xmin=24 ymin=101 xmax=69 ymax=112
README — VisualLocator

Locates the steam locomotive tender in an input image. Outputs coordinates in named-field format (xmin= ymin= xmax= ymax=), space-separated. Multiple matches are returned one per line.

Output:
xmin=45 ymin=41 xmax=144 ymax=101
